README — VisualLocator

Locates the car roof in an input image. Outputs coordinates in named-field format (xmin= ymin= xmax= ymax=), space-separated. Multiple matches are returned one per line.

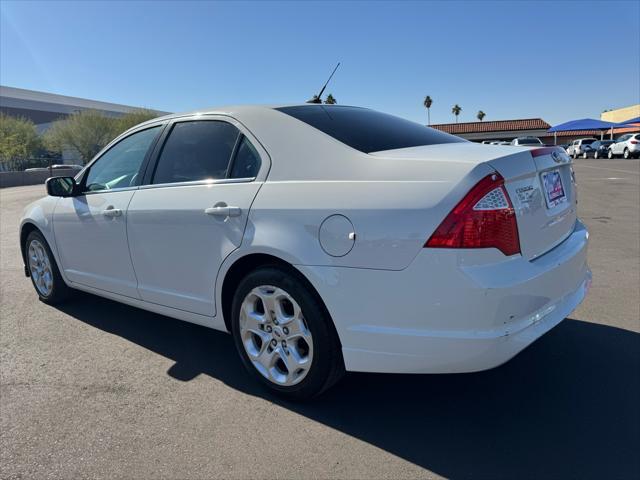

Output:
xmin=136 ymin=104 xmax=366 ymax=127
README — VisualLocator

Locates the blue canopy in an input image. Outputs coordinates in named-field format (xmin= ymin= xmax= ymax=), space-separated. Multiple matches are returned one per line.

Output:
xmin=617 ymin=116 xmax=640 ymax=125
xmin=548 ymin=118 xmax=620 ymax=132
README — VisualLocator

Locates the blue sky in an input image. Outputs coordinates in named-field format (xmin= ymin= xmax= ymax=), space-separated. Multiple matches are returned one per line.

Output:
xmin=1 ymin=1 xmax=639 ymax=125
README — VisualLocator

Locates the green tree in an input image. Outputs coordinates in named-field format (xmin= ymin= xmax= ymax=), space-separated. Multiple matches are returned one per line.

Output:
xmin=324 ymin=93 xmax=337 ymax=105
xmin=44 ymin=109 xmax=159 ymax=164
xmin=452 ymin=104 xmax=462 ymax=123
xmin=113 ymin=109 xmax=160 ymax=136
xmin=0 ymin=113 xmax=41 ymax=171
xmin=423 ymin=95 xmax=433 ymax=125
xmin=477 ymin=110 xmax=486 ymax=122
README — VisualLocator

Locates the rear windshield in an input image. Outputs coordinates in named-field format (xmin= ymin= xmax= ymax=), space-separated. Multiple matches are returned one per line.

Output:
xmin=518 ymin=138 xmax=542 ymax=145
xmin=275 ymin=105 xmax=464 ymax=153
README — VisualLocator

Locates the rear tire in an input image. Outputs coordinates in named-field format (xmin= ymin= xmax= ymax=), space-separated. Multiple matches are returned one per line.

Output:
xmin=608 ymin=149 xmax=614 ymax=159
xmin=231 ymin=266 xmax=344 ymax=400
xmin=594 ymin=151 xmax=599 ymax=159
xmin=25 ymin=230 xmax=72 ymax=304
xmin=582 ymin=152 xmax=588 ymax=159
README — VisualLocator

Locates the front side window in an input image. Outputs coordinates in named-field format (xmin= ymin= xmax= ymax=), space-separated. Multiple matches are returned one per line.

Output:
xmin=229 ymin=136 xmax=261 ymax=178
xmin=152 ymin=121 xmax=239 ymax=184
xmin=84 ymin=126 xmax=161 ymax=192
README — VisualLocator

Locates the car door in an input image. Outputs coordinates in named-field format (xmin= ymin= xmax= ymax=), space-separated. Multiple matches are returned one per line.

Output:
xmin=53 ymin=125 xmax=163 ymax=297
xmin=126 ymin=117 xmax=268 ymax=317
xmin=616 ymin=135 xmax=630 ymax=154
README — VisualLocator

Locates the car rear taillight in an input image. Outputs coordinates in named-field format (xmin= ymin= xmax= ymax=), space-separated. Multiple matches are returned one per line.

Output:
xmin=630 ymin=140 xmax=639 ymax=144
xmin=425 ymin=173 xmax=521 ymax=256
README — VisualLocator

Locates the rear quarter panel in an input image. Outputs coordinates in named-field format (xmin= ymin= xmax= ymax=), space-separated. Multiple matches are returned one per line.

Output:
xmin=243 ymin=161 xmax=495 ymax=270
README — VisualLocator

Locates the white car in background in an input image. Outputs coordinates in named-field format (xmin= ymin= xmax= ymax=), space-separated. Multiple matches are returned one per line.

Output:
xmin=19 ymin=105 xmax=591 ymax=399
xmin=608 ymin=133 xmax=640 ymax=159
xmin=567 ymin=138 xmax=597 ymax=159
xmin=510 ymin=136 xmax=544 ymax=146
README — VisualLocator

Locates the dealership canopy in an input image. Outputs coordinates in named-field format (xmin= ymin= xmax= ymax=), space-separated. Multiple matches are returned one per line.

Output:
xmin=547 ymin=118 xmax=620 ymax=132
xmin=548 ymin=118 xmax=631 ymax=141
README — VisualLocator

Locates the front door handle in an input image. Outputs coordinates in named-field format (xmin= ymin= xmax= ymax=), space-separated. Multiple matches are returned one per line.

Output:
xmin=205 ymin=205 xmax=242 ymax=217
xmin=103 ymin=206 xmax=123 ymax=217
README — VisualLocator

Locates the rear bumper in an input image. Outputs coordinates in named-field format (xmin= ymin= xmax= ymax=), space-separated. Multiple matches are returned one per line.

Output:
xmin=297 ymin=220 xmax=590 ymax=374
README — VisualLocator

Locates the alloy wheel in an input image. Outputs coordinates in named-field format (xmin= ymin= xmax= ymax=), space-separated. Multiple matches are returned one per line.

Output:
xmin=239 ymin=285 xmax=314 ymax=386
xmin=28 ymin=239 xmax=53 ymax=296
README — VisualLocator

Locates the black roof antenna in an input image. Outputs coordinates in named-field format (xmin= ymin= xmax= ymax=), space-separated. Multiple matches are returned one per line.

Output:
xmin=306 ymin=62 xmax=340 ymax=104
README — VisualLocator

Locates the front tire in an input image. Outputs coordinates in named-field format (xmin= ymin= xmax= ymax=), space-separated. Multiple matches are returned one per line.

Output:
xmin=25 ymin=230 xmax=72 ymax=304
xmin=594 ymin=151 xmax=599 ymax=159
xmin=608 ymin=149 xmax=614 ymax=159
xmin=623 ymin=148 xmax=630 ymax=159
xmin=231 ymin=266 xmax=344 ymax=400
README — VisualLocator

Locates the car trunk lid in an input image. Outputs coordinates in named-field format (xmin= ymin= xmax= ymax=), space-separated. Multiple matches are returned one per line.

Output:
xmin=370 ymin=143 xmax=577 ymax=260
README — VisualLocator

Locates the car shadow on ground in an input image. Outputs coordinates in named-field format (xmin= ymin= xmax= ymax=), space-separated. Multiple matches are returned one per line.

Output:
xmin=57 ymin=292 xmax=640 ymax=479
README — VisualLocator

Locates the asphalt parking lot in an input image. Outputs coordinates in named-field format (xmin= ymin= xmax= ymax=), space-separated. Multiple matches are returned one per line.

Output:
xmin=1 ymin=159 xmax=639 ymax=479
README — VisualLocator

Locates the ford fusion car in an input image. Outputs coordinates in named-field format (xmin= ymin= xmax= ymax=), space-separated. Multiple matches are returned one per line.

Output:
xmin=20 ymin=105 xmax=591 ymax=399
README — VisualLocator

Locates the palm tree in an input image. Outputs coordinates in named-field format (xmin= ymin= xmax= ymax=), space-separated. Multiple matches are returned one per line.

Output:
xmin=452 ymin=104 xmax=462 ymax=123
xmin=324 ymin=93 xmax=337 ymax=105
xmin=477 ymin=110 xmax=486 ymax=122
xmin=423 ymin=95 xmax=433 ymax=125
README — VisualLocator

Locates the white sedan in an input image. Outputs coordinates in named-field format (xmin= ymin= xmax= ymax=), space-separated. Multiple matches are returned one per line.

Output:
xmin=20 ymin=105 xmax=591 ymax=399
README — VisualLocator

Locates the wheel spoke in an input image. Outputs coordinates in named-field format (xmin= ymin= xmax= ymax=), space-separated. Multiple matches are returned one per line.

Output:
xmin=255 ymin=345 xmax=276 ymax=370
xmin=241 ymin=301 xmax=267 ymax=332
xmin=284 ymin=317 xmax=312 ymax=343
xmin=275 ymin=346 xmax=295 ymax=376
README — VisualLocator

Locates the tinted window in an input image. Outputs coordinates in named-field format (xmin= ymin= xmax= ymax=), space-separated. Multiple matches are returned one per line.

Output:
xmin=85 ymin=126 xmax=161 ymax=192
xmin=152 ymin=121 xmax=239 ymax=184
xmin=230 ymin=136 xmax=261 ymax=178
xmin=518 ymin=138 xmax=542 ymax=145
xmin=275 ymin=105 xmax=464 ymax=153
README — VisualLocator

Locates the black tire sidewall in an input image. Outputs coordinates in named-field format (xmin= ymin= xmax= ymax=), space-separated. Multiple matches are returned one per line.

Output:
xmin=230 ymin=266 xmax=342 ymax=400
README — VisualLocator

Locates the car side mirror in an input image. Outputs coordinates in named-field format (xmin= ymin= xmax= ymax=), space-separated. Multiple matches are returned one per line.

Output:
xmin=46 ymin=176 xmax=77 ymax=197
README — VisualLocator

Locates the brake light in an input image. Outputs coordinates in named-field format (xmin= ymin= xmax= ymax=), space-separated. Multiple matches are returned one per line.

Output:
xmin=425 ymin=173 xmax=521 ymax=256
xmin=630 ymin=140 xmax=639 ymax=144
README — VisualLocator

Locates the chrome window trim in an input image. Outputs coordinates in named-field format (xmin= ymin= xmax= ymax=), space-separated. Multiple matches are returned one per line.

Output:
xmin=138 ymin=177 xmax=257 ymax=190
xmin=81 ymin=186 xmax=140 ymax=195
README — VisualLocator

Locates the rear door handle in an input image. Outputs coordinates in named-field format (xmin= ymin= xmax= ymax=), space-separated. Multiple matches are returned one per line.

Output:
xmin=102 ymin=206 xmax=123 ymax=217
xmin=205 ymin=206 xmax=241 ymax=217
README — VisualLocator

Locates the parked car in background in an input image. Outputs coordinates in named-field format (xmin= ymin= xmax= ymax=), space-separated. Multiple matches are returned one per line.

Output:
xmin=567 ymin=138 xmax=597 ymax=159
xmin=584 ymin=140 xmax=615 ymax=159
xmin=510 ymin=136 xmax=543 ymax=146
xmin=19 ymin=104 xmax=590 ymax=399
xmin=608 ymin=133 xmax=640 ymax=159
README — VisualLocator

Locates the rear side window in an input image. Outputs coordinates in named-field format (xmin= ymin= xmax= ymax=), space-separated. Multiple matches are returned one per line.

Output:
xmin=229 ymin=136 xmax=261 ymax=178
xmin=152 ymin=121 xmax=239 ymax=184
xmin=275 ymin=105 xmax=464 ymax=153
